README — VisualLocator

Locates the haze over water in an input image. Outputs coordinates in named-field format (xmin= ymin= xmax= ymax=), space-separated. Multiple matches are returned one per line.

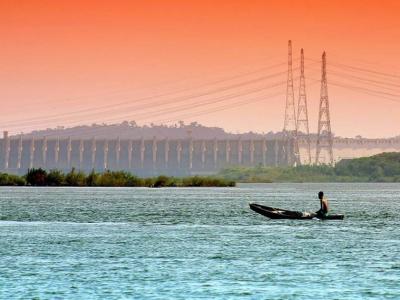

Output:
xmin=0 ymin=184 xmax=399 ymax=299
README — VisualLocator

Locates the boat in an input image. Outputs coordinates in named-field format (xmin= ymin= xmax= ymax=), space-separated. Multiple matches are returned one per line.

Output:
xmin=249 ymin=203 xmax=344 ymax=220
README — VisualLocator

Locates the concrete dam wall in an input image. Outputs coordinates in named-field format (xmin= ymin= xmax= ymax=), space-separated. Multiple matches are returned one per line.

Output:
xmin=0 ymin=132 xmax=294 ymax=176
xmin=2 ymin=131 xmax=399 ymax=175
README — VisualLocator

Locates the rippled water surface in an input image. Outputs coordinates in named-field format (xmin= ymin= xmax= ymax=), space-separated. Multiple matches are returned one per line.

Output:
xmin=0 ymin=183 xmax=399 ymax=299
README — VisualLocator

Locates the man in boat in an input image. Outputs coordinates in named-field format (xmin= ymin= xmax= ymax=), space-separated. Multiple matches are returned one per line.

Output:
xmin=315 ymin=191 xmax=329 ymax=218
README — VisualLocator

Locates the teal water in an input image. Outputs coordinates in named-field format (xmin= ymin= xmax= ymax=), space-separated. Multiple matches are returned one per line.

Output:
xmin=0 ymin=183 xmax=399 ymax=299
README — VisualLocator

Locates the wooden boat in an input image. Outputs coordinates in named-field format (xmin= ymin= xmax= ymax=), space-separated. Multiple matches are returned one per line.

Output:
xmin=249 ymin=203 xmax=344 ymax=220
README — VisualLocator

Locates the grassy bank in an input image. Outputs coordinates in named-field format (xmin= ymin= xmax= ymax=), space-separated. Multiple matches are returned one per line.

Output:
xmin=219 ymin=152 xmax=400 ymax=183
xmin=0 ymin=168 xmax=235 ymax=187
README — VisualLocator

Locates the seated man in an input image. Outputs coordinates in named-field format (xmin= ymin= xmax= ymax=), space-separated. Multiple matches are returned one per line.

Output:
xmin=315 ymin=191 xmax=329 ymax=218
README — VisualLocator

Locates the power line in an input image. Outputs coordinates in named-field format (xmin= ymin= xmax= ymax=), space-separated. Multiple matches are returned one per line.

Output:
xmin=330 ymin=61 xmax=400 ymax=80
xmin=111 ymin=82 xmax=284 ymax=122
xmin=327 ymin=80 xmax=400 ymax=104
xmin=11 ymin=77 xmax=287 ymax=136
xmin=52 ymin=81 xmax=287 ymax=137
xmin=4 ymin=71 xmax=288 ymax=130
xmin=305 ymin=57 xmax=400 ymax=80
xmin=329 ymin=80 xmax=400 ymax=100
xmin=155 ymin=80 xmax=321 ymax=125
xmin=328 ymin=70 xmax=400 ymax=92
xmin=0 ymin=61 xmax=290 ymax=127
xmin=306 ymin=63 xmax=400 ymax=91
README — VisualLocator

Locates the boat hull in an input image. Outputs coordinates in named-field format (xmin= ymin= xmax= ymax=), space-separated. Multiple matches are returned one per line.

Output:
xmin=249 ymin=203 xmax=344 ymax=220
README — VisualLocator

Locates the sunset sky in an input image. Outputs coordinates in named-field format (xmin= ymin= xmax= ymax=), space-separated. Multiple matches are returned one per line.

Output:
xmin=0 ymin=0 xmax=399 ymax=137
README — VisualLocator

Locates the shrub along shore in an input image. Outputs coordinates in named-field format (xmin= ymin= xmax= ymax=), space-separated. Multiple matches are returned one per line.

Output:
xmin=1 ymin=152 xmax=398 ymax=186
xmin=0 ymin=168 xmax=236 ymax=187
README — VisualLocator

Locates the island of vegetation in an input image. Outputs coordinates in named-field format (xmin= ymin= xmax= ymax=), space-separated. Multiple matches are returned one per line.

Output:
xmin=219 ymin=152 xmax=400 ymax=183
xmin=0 ymin=168 xmax=235 ymax=187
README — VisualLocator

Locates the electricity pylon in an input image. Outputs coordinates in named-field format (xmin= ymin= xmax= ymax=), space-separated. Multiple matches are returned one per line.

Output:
xmin=283 ymin=40 xmax=300 ymax=166
xmin=315 ymin=51 xmax=334 ymax=165
xmin=296 ymin=49 xmax=312 ymax=164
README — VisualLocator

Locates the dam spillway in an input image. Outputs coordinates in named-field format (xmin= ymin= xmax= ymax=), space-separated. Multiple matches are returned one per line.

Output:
xmin=0 ymin=132 xmax=294 ymax=176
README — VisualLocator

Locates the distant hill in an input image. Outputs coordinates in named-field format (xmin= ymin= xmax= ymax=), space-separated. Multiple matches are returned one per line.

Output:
xmin=14 ymin=121 xmax=283 ymax=139
xmin=334 ymin=152 xmax=400 ymax=181
xmin=9 ymin=121 xmax=399 ymax=145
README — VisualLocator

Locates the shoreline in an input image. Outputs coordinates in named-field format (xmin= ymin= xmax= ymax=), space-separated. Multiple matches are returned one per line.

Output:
xmin=0 ymin=169 xmax=235 ymax=188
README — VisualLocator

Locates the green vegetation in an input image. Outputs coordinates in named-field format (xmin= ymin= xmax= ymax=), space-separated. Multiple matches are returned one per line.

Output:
xmin=334 ymin=152 xmax=400 ymax=182
xmin=0 ymin=173 xmax=26 ymax=186
xmin=3 ymin=168 xmax=235 ymax=187
xmin=219 ymin=152 xmax=400 ymax=183
xmin=3 ymin=152 xmax=398 ymax=185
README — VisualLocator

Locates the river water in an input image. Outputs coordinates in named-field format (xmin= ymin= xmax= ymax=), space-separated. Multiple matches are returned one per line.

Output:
xmin=0 ymin=183 xmax=399 ymax=299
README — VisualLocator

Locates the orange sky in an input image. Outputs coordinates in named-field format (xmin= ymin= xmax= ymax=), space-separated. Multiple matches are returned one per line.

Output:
xmin=0 ymin=0 xmax=399 ymax=137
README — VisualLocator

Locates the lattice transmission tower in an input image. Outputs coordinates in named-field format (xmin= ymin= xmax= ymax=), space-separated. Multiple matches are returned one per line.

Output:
xmin=296 ymin=49 xmax=312 ymax=164
xmin=315 ymin=52 xmax=334 ymax=165
xmin=283 ymin=40 xmax=300 ymax=166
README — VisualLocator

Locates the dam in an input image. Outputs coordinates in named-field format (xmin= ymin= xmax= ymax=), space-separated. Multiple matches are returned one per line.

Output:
xmin=0 ymin=132 xmax=295 ymax=176
xmin=1 ymin=131 xmax=399 ymax=176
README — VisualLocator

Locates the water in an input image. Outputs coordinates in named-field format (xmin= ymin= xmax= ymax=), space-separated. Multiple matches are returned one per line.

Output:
xmin=0 ymin=183 xmax=399 ymax=299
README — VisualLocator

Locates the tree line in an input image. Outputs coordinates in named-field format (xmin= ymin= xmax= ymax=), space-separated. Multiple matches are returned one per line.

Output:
xmin=0 ymin=168 xmax=235 ymax=187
